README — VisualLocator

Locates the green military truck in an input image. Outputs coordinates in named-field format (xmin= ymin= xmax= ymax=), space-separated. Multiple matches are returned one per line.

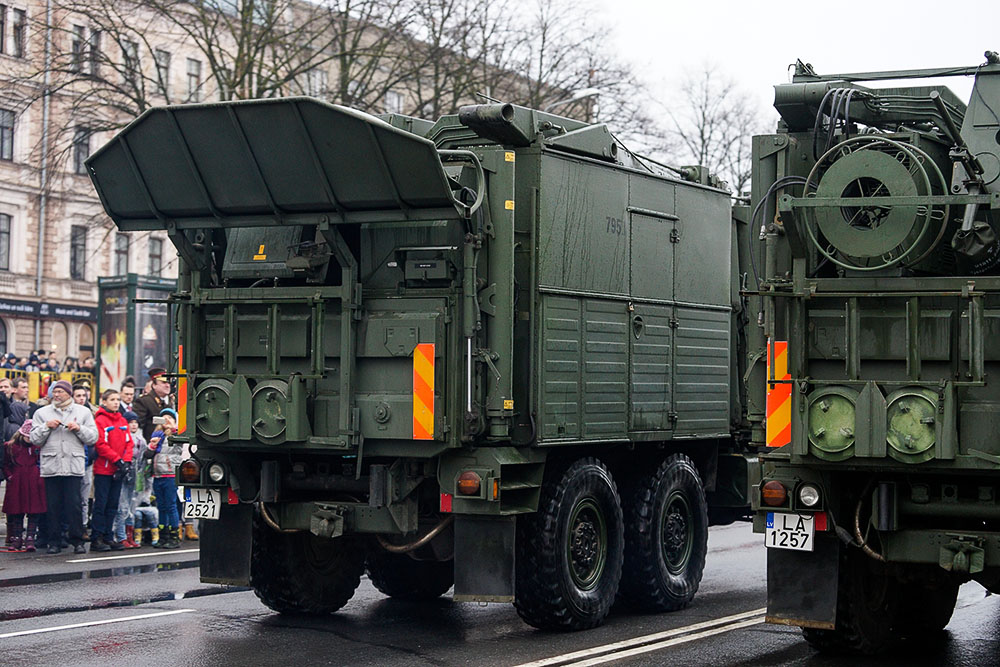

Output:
xmin=87 ymin=99 xmax=750 ymax=630
xmin=748 ymin=53 xmax=1000 ymax=652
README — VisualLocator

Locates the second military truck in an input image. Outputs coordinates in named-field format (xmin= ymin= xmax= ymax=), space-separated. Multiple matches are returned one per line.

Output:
xmin=87 ymin=99 xmax=750 ymax=629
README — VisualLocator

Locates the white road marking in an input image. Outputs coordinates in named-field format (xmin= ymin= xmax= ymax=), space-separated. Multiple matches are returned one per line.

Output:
xmin=65 ymin=548 xmax=199 ymax=563
xmin=0 ymin=609 xmax=196 ymax=639
xmin=513 ymin=608 xmax=767 ymax=667
xmin=565 ymin=617 xmax=765 ymax=666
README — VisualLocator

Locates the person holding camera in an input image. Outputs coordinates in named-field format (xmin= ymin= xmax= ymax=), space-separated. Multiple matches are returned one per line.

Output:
xmin=30 ymin=380 xmax=98 ymax=554
xmin=145 ymin=408 xmax=182 ymax=549
xmin=91 ymin=389 xmax=133 ymax=552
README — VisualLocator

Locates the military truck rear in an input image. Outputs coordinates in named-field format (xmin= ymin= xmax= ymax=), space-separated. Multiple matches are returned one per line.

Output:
xmin=748 ymin=54 xmax=1000 ymax=652
xmin=87 ymin=99 xmax=749 ymax=629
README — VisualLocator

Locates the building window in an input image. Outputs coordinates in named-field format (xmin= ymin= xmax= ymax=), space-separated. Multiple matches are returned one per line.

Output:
xmin=0 ymin=6 xmax=7 ymax=55
xmin=71 ymin=24 xmax=85 ymax=71
xmin=114 ymin=232 xmax=129 ymax=275
xmin=0 ymin=318 xmax=7 ymax=355
xmin=384 ymin=90 xmax=404 ymax=115
xmin=148 ymin=237 xmax=163 ymax=276
xmin=0 ymin=109 xmax=13 ymax=161
xmin=155 ymin=49 xmax=171 ymax=97
xmin=11 ymin=8 xmax=24 ymax=58
xmin=78 ymin=323 xmax=94 ymax=355
xmin=70 ymin=225 xmax=86 ymax=280
xmin=88 ymin=29 xmax=101 ymax=76
xmin=346 ymin=80 xmax=361 ymax=105
xmin=187 ymin=58 xmax=202 ymax=101
xmin=306 ymin=68 xmax=328 ymax=97
xmin=217 ymin=67 xmax=232 ymax=100
xmin=0 ymin=213 xmax=10 ymax=271
xmin=72 ymin=127 xmax=90 ymax=174
xmin=122 ymin=39 xmax=139 ymax=85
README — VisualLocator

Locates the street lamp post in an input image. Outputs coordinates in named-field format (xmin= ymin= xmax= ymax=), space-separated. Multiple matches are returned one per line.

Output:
xmin=543 ymin=88 xmax=602 ymax=119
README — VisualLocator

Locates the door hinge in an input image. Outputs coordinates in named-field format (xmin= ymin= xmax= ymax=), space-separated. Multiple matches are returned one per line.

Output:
xmin=669 ymin=229 xmax=681 ymax=243
xmin=668 ymin=318 xmax=679 ymax=329
xmin=668 ymin=411 xmax=679 ymax=424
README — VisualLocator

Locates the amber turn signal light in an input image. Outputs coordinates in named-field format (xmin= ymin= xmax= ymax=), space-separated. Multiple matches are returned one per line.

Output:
xmin=179 ymin=459 xmax=201 ymax=484
xmin=761 ymin=480 xmax=788 ymax=507
xmin=457 ymin=471 xmax=482 ymax=496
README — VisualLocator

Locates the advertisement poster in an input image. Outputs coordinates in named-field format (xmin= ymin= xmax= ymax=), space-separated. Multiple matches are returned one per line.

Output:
xmin=133 ymin=288 xmax=171 ymax=379
xmin=99 ymin=288 xmax=129 ymax=392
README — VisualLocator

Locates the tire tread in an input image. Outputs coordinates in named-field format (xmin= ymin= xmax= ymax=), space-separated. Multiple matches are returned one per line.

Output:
xmin=250 ymin=511 xmax=366 ymax=615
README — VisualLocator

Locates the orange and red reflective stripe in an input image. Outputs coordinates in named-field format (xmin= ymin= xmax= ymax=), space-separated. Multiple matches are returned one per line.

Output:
xmin=177 ymin=345 xmax=188 ymax=434
xmin=766 ymin=340 xmax=791 ymax=448
xmin=412 ymin=343 xmax=435 ymax=440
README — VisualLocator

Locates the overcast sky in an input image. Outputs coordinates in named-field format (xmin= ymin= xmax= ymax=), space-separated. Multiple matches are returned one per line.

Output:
xmin=600 ymin=0 xmax=1000 ymax=119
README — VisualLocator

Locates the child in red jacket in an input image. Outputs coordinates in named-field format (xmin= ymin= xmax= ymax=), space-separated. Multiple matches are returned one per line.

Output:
xmin=91 ymin=389 xmax=133 ymax=552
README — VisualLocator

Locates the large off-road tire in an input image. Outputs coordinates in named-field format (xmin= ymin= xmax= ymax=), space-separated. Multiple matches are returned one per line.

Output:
xmin=894 ymin=576 xmax=959 ymax=636
xmin=514 ymin=458 xmax=624 ymax=631
xmin=802 ymin=546 xmax=899 ymax=654
xmin=250 ymin=510 xmax=366 ymax=614
xmin=366 ymin=551 xmax=454 ymax=600
xmin=619 ymin=454 xmax=709 ymax=612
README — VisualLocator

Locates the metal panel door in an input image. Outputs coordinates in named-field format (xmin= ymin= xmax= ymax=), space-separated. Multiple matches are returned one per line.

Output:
xmin=629 ymin=212 xmax=675 ymax=433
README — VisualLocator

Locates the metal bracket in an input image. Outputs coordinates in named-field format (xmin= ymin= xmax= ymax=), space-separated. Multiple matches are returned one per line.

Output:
xmin=939 ymin=535 xmax=985 ymax=574
xmin=478 ymin=283 xmax=497 ymax=317
xmin=167 ymin=223 xmax=209 ymax=272
xmin=310 ymin=507 xmax=345 ymax=538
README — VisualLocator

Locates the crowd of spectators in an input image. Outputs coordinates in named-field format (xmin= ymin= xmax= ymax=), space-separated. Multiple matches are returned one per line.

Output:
xmin=0 ymin=367 xmax=197 ymax=554
xmin=0 ymin=351 xmax=96 ymax=374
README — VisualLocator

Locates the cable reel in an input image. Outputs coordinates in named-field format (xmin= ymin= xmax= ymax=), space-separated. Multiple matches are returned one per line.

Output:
xmin=803 ymin=136 xmax=951 ymax=272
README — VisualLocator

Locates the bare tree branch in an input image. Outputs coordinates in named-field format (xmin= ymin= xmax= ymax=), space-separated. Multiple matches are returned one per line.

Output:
xmin=659 ymin=64 xmax=769 ymax=194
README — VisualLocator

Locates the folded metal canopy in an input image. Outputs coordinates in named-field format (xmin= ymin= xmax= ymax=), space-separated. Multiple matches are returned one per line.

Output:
xmin=87 ymin=97 xmax=463 ymax=231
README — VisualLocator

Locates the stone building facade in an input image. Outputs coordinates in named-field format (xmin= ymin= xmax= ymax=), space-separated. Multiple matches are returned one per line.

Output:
xmin=0 ymin=0 xmax=178 ymax=360
xmin=0 ymin=1 xmax=561 ymax=362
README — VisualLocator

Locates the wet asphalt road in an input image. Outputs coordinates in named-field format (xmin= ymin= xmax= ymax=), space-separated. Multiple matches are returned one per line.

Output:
xmin=1 ymin=524 xmax=998 ymax=666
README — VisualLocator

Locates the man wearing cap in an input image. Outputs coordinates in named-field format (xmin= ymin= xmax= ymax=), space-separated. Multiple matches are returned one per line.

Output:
xmin=134 ymin=368 xmax=171 ymax=442
xmin=30 ymin=380 xmax=98 ymax=554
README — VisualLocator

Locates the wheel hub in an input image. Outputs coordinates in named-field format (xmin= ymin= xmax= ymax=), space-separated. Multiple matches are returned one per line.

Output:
xmin=567 ymin=498 xmax=607 ymax=590
xmin=662 ymin=492 xmax=694 ymax=575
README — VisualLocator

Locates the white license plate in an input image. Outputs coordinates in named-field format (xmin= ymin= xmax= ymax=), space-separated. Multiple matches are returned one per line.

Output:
xmin=765 ymin=512 xmax=815 ymax=551
xmin=184 ymin=488 xmax=221 ymax=520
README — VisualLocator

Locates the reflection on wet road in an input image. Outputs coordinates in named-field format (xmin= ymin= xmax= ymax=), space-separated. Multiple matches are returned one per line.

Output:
xmin=0 ymin=524 xmax=997 ymax=667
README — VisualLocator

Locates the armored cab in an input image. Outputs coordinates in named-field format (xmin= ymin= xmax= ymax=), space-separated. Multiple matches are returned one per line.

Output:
xmin=749 ymin=53 xmax=1000 ymax=653
xmin=87 ymin=98 xmax=748 ymax=630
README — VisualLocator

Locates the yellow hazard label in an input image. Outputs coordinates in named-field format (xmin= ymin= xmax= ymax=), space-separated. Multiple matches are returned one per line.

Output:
xmin=505 ymin=151 xmax=515 ymax=162
xmin=505 ymin=200 xmax=515 ymax=210
xmin=253 ymin=244 xmax=267 ymax=261
xmin=503 ymin=399 xmax=514 ymax=410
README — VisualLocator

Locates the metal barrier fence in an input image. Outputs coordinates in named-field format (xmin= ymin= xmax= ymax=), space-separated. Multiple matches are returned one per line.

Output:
xmin=0 ymin=370 xmax=97 ymax=403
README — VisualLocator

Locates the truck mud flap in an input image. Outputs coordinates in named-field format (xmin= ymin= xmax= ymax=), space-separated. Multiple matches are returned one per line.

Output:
xmin=766 ymin=532 xmax=839 ymax=629
xmin=200 ymin=502 xmax=254 ymax=586
xmin=453 ymin=516 xmax=515 ymax=603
